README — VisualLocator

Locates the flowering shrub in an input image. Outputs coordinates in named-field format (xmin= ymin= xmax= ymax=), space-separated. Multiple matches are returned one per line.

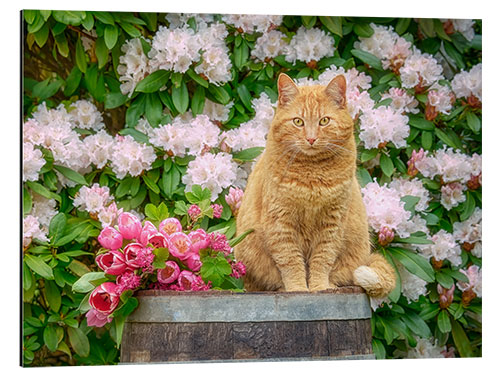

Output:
xmin=22 ymin=10 xmax=481 ymax=365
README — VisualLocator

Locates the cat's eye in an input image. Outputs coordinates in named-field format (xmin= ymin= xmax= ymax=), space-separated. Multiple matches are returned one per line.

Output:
xmin=293 ymin=118 xmax=304 ymax=127
xmin=319 ymin=117 xmax=330 ymax=126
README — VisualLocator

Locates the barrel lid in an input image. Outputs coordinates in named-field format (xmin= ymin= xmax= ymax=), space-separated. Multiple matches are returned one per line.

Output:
xmin=126 ymin=286 xmax=372 ymax=323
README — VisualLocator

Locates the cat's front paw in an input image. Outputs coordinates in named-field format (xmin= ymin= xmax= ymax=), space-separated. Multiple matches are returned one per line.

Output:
xmin=309 ymin=283 xmax=331 ymax=292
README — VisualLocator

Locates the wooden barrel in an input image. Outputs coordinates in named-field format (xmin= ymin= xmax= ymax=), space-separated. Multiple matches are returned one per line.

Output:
xmin=120 ymin=286 xmax=374 ymax=363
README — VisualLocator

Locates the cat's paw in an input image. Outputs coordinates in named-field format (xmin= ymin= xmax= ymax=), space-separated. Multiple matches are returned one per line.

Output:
xmin=285 ymin=285 xmax=309 ymax=292
xmin=309 ymin=284 xmax=331 ymax=292
xmin=353 ymin=266 xmax=381 ymax=292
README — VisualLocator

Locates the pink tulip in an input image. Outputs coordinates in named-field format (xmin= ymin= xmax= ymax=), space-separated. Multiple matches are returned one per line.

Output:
xmin=118 ymin=212 xmax=142 ymax=240
xmin=184 ymin=253 xmax=202 ymax=272
xmin=168 ymin=232 xmax=192 ymax=260
xmin=88 ymin=282 xmax=121 ymax=315
xmin=86 ymin=308 xmax=113 ymax=327
xmin=147 ymin=232 xmax=169 ymax=249
xmin=139 ymin=220 xmax=158 ymax=246
xmin=157 ymin=261 xmax=181 ymax=284
xmin=159 ymin=217 xmax=183 ymax=237
xmin=188 ymin=229 xmax=210 ymax=254
xmin=177 ymin=270 xmax=197 ymax=290
xmin=98 ymin=226 xmax=123 ymax=250
xmin=95 ymin=250 xmax=127 ymax=275
xmin=123 ymin=242 xmax=146 ymax=270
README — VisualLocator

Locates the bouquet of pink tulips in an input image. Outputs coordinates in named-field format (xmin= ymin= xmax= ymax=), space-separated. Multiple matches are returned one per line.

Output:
xmin=73 ymin=198 xmax=249 ymax=344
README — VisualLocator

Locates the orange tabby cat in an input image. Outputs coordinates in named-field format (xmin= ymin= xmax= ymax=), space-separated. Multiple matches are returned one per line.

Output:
xmin=234 ymin=73 xmax=396 ymax=297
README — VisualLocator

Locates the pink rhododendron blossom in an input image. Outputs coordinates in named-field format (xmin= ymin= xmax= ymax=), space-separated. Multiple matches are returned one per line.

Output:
xmin=86 ymin=308 xmax=113 ymax=327
xmin=96 ymin=250 xmax=127 ymax=275
xmin=116 ymin=271 xmax=142 ymax=294
xmin=157 ymin=261 xmax=181 ymax=284
xmin=437 ymin=284 xmax=455 ymax=309
xmin=225 ymin=187 xmax=244 ymax=214
xmin=211 ymin=204 xmax=223 ymax=218
xmin=159 ymin=217 xmax=183 ymax=236
xmin=98 ymin=202 xmax=123 ymax=228
xmin=98 ymin=226 xmax=123 ymax=250
xmin=123 ymin=243 xmax=146 ymax=269
xmin=209 ymin=232 xmax=232 ymax=255
xmin=147 ymin=232 xmax=169 ymax=249
xmin=183 ymin=253 xmax=201 ymax=272
xmin=175 ymin=271 xmax=211 ymax=291
xmin=188 ymin=229 xmax=210 ymax=253
xmin=457 ymin=265 xmax=482 ymax=297
xmin=168 ymin=232 xmax=193 ymax=260
xmin=188 ymin=204 xmax=202 ymax=222
xmin=88 ymin=282 xmax=121 ymax=315
xmin=118 ymin=212 xmax=142 ymax=240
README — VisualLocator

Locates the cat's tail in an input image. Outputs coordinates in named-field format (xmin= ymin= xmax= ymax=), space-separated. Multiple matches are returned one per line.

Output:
xmin=353 ymin=253 xmax=396 ymax=298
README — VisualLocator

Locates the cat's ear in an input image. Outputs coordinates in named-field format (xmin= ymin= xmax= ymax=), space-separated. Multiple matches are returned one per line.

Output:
xmin=325 ymin=75 xmax=347 ymax=108
xmin=277 ymin=73 xmax=299 ymax=106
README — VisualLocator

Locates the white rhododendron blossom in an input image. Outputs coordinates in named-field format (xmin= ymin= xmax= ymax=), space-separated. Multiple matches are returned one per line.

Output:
xmin=165 ymin=13 xmax=215 ymax=29
xmin=451 ymin=63 xmax=482 ymax=101
xmin=361 ymin=181 xmax=412 ymax=237
xmin=358 ymin=106 xmax=409 ymax=149
xmin=31 ymin=194 xmax=58 ymax=228
xmin=203 ymin=99 xmax=233 ymax=123
xmin=457 ymin=265 xmax=482 ymax=297
xmin=149 ymin=122 xmax=188 ymax=157
xmin=32 ymin=102 xmax=72 ymax=128
xmin=418 ymin=229 xmax=461 ymax=266
xmin=354 ymin=23 xmax=412 ymax=70
xmin=380 ymin=87 xmax=419 ymax=114
xmin=183 ymin=115 xmax=222 ymax=156
xmin=440 ymin=182 xmax=466 ymax=210
xmin=453 ymin=207 xmax=482 ymax=257
xmin=414 ymin=148 xmax=481 ymax=184
xmin=23 ymin=215 xmax=48 ymax=248
xmin=388 ymin=177 xmax=430 ymax=212
xmin=284 ymin=26 xmax=335 ymax=64
xmin=68 ymin=100 xmax=105 ymax=131
xmin=427 ymin=83 xmax=455 ymax=114
xmin=440 ymin=19 xmax=476 ymax=41
xmin=83 ymin=130 xmax=115 ymax=169
xmin=221 ymin=120 xmax=268 ymax=152
xmin=406 ymin=337 xmax=447 ymax=359
xmin=117 ymin=38 xmax=152 ymax=96
xmin=195 ymin=23 xmax=232 ymax=85
xmin=73 ymin=184 xmax=114 ymax=214
xmin=397 ymin=262 xmax=428 ymax=302
xmin=399 ymin=50 xmax=443 ymax=89
xmin=110 ymin=135 xmax=156 ymax=179
xmin=183 ymin=152 xmax=239 ymax=201
xmin=251 ymin=30 xmax=288 ymax=61
xmin=221 ymin=14 xmax=282 ymax=34
xmin=23 ymin=142 xmax=45 ymax=182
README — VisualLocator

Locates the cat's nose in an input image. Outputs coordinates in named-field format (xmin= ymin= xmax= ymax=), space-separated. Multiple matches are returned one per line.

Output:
xmin=307 ymin=138 xmax=316 ymax=145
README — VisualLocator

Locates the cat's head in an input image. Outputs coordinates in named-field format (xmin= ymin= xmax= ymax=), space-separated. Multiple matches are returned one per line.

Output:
xmin=270 ymin=73 xmax=353 ymax=156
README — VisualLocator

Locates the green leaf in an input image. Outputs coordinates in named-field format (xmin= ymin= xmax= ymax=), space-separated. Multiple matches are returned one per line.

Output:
xmin=95 ymin=37 xmax=109 ymax=69
xmin=380 ymin=153 xmax=394 ymax=177
xmin=143 ymin=174 xmax=160 ymax=195
xmin=93 ymin=11 xmax=115 ymax=25
xmin=384 ymin=253 xmax=401 ymax=303
xmin=466 ymin=111 xmax=481 ymax=133
xmin=23 ymin=187 xmax=32 ymax=215
xmin=54 ymin=32 xmax=69 ymax=57
xmin=121 ymin=22 xmax=142 ymax=38
xmin=419 ymin=303 xmax=440 ymax=320
xmin=319 ymin=16 xmax=343 ymax=37
xmin=393 ymin=235 xmax=434 ymax=245
xmin=140 ymin=12 xmax=157 ymax=32
xmin=421 ymin=130 xmax=433 ymax=150
xmin=419 ymin=18 xmax=435 ymax=38
xmin=49 ymin=212 xmax=67 ymax=243
xmin=33 ymin=23 xmax=50 ymax=48
xmin=301 ymin=16 xmax=317 ymax=29
xmin=401 ymin=310 xmax=431 ymax=338
xmin=353 ymin=23 xmax=374 ymax=38
xmin=228 ymin=229 xmax=254 ymax=247
xmin=72 ymin=272 xmax=106 ymax=293
xmin=105 ymin=92 xmax=128 ymax=109
xmin=115 ymin=177 xmax=133 ymax=198
xmin=172 ymin=81 xmax=189 ymax=114
xmin=191 ymin=86 xmax=206 ymax=116
xmin=208 ymin=84 xmax=231 ymax=105
xmin=444 ymin=41 xmax=465 ymax=70
xmin=442 ymin=268 xmax=469 ymax=283
xmin=24 ymin=254 xmax=54 ymax=279
xmin=81 ymin=12 xmax=94 ymax=30
xmin=234 ymin=42 xmax=249 ymax=70
xmin=356 ymin=167 xmax=372 ymax=187
xmin=237 ymin=84 xmax=253 ymax=112
xmin=350 ymin=49 xmax=383 ymax=71
xmin=186 ymin=69 xmax=209 ymax=88
xmin=75 ymin=37 xmax=87 ymax=73
xmin=64 ymin=66 xmax=82 ymax=97
xmin=27 ymin=11 xmax=45 ymax=33
xmin=360 ymin=149 xmax=378 ymax=163
xmin=68 ymin=327 xmax=90 ymax=357
xmin=408 ymin=117 xmax=435 ymax=130
xmin=24 ymin=10 xmax=37 ymax=24
xmin=451 ymin=319 xmax=474 ymax=357
xmin=135 ymin=70 xmax=170 ymax=93
xmin=388 ymin=247 xmax=435 ymax=282
xmin=52 ymin=10 xmax=86 ymax=25
xmin=43 ymin=325 xmax=58 ymax=352
xmin=44 ymin=280 xmax=61 ymax=312
xmin=434 ymin=128 xmax=462 ymax=149
xmin=53 ymin=165 xmax=87 ymax=186
xmin=433 ymin=19 xmax=451 ymax=41
xmin=152 ymin=247 xmax=169 ymax=269
xmin=144 ymin=203 xmax=160 ymax=221
xmin=460 ymin=191 xmax=475 ymax=221
xmin=437 ymin=310 xmax=452 ymax=333
xmin=372 ymin=339 xmax=386 ymax=359
xmin=104 ymin=25 xmax=119 ymax=49
xmin=395 ymin=18 xmax=411 ymax=35
xmin=145 ymin=93 xmax=163 ymax=127
xmin=113 ymin=315 xmax=126 ymax=348
xmin=436 ymin=271 xmax=455 ymax=289
xmin=125 ymin=94 xmax=146 ymax=127
xmin=25 ymin=181 xmax=61 ymax=202
xmin=232 ymin=147 xmax=264 ymax=162
xmin=160 ymin=166 xmax=181 ymax=197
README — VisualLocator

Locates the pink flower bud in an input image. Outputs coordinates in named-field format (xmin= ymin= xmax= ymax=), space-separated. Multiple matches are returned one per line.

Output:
xmin=96 ymin=250 xmax=127 ymax=275
xmin=139 ymin=220 xmax=158 ymax=246
xmin=168 ymin=232 xmax=192 ymax=260
xmin=98 ymin=226 xmax=123 ymax=250
xmin=438 ymin=284 xmax=455 ymax=309
xmin=159 ymin=218 xmax=183 ymax=237
xmin=378 ymin=227 xmax=394 ymax=246
xmin=225 ymin=187 xmax=244 ymax=215
xmin=118 ymin=212 xmax=142 ymax=240
xmin=184 ymin=253 xmax=202 ymax=272
xmin=188 ymin=229 xmax=210 ymax=254
xmin=157 ymin=261 xmax=181 ymax=284
xmin=211 ymin=204 xmax=223 ymax=219
xmin=88 ymin=282 xmax=121 ymax=315
xmin=188 ymin=204 xmax=202 ymax=222
xmin=123 ymin=243 xmax=146 ymax=270
xmin=86 ymin=308 xmax=113 ymax=327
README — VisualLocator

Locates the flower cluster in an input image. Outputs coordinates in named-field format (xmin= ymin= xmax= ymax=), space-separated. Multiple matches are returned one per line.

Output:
xmin=221 ymin=14 xmax=283 ymax=34
xmin=85 ymin=211 xmax=244 ymax=327
xmin=117 ymin=38 xmax=151 ymax=96
xmin=451 ymin=63 xmax=482 ymax=103
xmin=284 ymin=26 xmax=335 ymax=64
xmin=73 ymin=184 xmax=123 ymax=227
